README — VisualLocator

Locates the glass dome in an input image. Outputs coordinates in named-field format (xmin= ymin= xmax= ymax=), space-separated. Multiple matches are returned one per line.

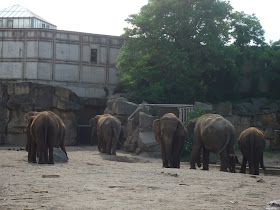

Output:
xmin=0 ymin=4 xmax=57 ymax=29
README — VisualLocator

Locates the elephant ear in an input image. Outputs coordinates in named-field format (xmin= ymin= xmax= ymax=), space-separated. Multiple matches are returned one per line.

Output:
xmin=27 ymin=115 xmax=36 ymax=128
xmin=175 ymin=121 xmax=187 ymax=136
xmin=152 ymin=119 xmax=161 ymax=142
xmin=186 ymin=119 xmax=196 ymax=134
xmin=89 ymin=118 xmax=96 ymax=127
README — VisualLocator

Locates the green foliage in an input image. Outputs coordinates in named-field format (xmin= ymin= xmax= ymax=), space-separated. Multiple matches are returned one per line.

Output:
xmin=186 ymin=109 xmax=207 ymax=123
xmin=258 ymin=40 xmax=280 ymax=99
xmin=181 ymin=109 xmax=207 ymax=162
xmin=231 ymin=12 xmax=265 ymax=47
xmin=116 ymin=0 xmax=267 ymax=104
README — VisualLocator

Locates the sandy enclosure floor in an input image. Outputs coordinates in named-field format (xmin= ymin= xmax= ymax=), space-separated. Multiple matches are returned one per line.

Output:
xmin=0 ymin=146 xmax=280 ymax=210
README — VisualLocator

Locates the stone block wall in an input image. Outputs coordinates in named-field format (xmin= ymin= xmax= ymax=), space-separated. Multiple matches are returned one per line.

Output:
xmin=0 ymin=81 xmax=82 ymax=146
xmin=199 ymin=99 xmax=280 ymax=150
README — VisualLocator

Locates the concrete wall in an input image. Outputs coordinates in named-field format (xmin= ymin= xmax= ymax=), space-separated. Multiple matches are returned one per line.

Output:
xmin=0 ymin=29 xmax=124 ymax=99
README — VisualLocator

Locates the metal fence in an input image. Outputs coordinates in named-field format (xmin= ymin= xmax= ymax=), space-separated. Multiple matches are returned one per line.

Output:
xmin=178 ymin=106 xmax=194 ymax=124
xmin=146 ymin=104 xmax=194 ymax=124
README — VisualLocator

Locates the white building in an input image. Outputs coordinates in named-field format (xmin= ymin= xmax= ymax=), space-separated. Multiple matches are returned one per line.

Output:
xmin=0 ymin=5 xmax=123 ymax=99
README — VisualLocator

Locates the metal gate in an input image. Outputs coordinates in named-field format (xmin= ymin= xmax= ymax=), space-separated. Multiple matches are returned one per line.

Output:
xmin=178 ymin=105 xmax=194 ymax=124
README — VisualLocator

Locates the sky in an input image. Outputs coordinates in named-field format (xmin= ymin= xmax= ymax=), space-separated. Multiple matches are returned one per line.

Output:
xmin=1 ymin=0 xmax=280 ymax=43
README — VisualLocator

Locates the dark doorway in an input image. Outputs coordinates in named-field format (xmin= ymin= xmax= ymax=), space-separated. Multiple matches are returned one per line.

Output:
xmin=77 ymin=125 xmax=95 ymax=145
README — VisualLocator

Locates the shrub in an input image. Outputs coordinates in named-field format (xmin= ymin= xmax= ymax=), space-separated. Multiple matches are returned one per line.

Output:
xmin=181 ymin=109 xmax=207 ymax=162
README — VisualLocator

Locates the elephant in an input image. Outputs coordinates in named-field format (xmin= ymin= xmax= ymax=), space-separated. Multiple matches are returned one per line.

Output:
xmin=152 ymin=113 xmax=186 ymax=168
xmin=186 ymin=114 xmax=237 ymax=172
xmin=26 ymin=112 xmax=39 ymax=163
xmin=90 ymin=114 xmax=122 ymax=155
xmin=27 ymin=111 xmax=67 ymax=164
xmin=238 ymin=127 xmax=266 ymax=175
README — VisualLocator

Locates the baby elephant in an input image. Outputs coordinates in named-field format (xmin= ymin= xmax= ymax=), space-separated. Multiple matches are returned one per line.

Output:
xmin=238 ymin=127 xmax=266 ymax=175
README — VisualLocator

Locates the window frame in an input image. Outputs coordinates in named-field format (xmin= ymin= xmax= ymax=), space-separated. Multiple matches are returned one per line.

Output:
xmin=90 ymin=49 xmax=98 ymax=63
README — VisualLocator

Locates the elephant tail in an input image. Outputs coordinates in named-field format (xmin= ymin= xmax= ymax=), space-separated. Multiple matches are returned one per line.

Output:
xmin=217 ymin=133 xmax=231 ymax=155
xmin=112 ymin=123 xmax=122 ymax=146
xmin=250 ymin=133 xmax=255 ymax=167
xmin=44 ymin=118 xmax=49 ymax=149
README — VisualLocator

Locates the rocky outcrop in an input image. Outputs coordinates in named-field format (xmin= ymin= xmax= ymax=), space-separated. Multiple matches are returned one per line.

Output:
xmin=102 ymin=97 xmax=280 ymax=155
xmin=196 ymin=99 xmax=280 ymax=149
xmin=194 ymin=102 xmax=213 ymax=112
xmin=103 ymin=96 xmax=159 ymax=154
xmin=266 ymin=200 xmax=280 ymax=210
xmin=53 ymin=148 xmax=68 ymax=163
xmin=0 ymin=82 xmax=81 ymax=146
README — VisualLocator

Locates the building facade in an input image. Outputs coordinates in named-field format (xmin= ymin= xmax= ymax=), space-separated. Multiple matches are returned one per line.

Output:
xmin=0 ymin=5 xmax=124 ymax=99
xmin=0 ymin=28 xmax=124 ymax=98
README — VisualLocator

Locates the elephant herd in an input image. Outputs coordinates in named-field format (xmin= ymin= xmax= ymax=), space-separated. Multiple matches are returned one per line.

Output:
xmin=152 ymin=113 xmax=266 ymax=175
xmin=25 ymin=111 xmax=266 ymax=175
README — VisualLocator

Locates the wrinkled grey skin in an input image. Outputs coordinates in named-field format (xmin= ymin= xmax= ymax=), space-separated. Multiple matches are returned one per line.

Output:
xmin=187 ymin=114 xmax=237 ymax=172
xmin=152 ymin=113 xmax=186 ymax=168
xmin=90 ymin=114 xmax=122 ymax=155
xmin=238 ymin=127 xmax=266 ymax=175
xmin=26 ymin=111 xmax=67 ymax=164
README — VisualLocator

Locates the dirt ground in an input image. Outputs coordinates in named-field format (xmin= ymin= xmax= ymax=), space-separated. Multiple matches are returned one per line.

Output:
xmin=0 ymin=146 xmax=280 ymax=210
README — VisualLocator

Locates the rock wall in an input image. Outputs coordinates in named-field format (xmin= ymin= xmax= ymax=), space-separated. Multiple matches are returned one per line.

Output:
xmin=0 ymin=81 xmax=82 ymax=146
xmin=103 ymin=95 xmax=159 ymax=154
xmin=195 ymin=98 xmax=280 ymax=149
xmin=106 ymin=96 xmax=280 ymax=154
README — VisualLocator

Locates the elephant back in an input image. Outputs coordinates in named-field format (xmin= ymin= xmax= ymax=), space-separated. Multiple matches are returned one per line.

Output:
xmin=238 ymin=127 xmax=266 ymax=147
xmin=160 ymin=114 xmax=180 ymax=134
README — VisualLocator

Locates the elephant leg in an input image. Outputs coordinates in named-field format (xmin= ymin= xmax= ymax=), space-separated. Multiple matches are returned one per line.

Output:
xmin=44 ymin=146 xmax=49 ymax=164
xmin=190 ymin=143 xmax=201 ymax=169
xmin=165 ymin=143 xmax=174 ymax=168
xmin=28 ymin=150 xmax=31 ymax=163
xmin=253 ymin=153 xmax=260 ymax=175
xmin=98 ymin=135 xmax=106 ymax=153
xmin=101 ymin=141 xmax=106 ymax=153
xmin=159 ymin=143 xmax=169 ymax=168
xmin=97 ymin=137 xmax=101 ymax=152
xmin=30 ymin=141 xmax=37 ymax=163
xmin=202 ymin=147 xmax=210 ymax=170
xmin=38 ymin=143 xmax=45 ymax=164
xmin=197 ymin=148 xmax=202 ymax=168
xmin=173 ymin=138 xmax=184 ymax=168
xmin=48 ymin=146 xmax=54 ymax=164
xmin=248 ymin=158 xmax=255 ymax=175
xmin=106 ymin=138 xmax=112 ymax=155
xmin=240 ymin=155 xmax=247 ymax=173
xmin=111 ymin=138 xmax=117 ymax=155
xmin=219 ymin=151 xmax=228 ymax=172
xmin=260 ymin=152 xmax=265 ymax=170
xmin=26 ymin=137 xmax=32 ymax=163
xmin=90 ymin=130 xmax=95 ymax=146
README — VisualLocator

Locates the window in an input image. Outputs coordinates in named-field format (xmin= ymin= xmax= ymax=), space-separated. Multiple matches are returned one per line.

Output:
xmin=91 ymin=49 xmax=97 ymax=63
xmin=42 ymin=24 xmax=45 ymax=28
xmin=8 ymin=20 xmax=13 ymax=28
xmin=0 ymin=20 xmax=2 ymax=28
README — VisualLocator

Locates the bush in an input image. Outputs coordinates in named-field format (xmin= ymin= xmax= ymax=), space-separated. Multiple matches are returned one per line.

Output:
xmin=181 ymin=109 xmax=207 ymax=162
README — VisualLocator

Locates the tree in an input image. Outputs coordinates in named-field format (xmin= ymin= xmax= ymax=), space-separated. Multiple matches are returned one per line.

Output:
xmin=117 ymin=0 xmax=266 ymax=104
xmin=231 ymin=12 xmax=265 ymax=48
xmin=259 ymin=40 xmax=280 ymax=98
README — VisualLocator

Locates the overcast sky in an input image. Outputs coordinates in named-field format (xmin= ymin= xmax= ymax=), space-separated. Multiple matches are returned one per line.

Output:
xmin=1 ymin=0 xmax=279 ymax=43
